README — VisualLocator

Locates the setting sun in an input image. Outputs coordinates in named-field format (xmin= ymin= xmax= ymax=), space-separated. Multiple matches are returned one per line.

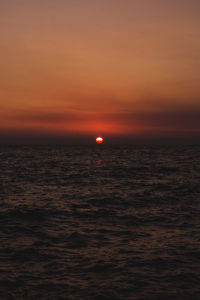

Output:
xmin=96 ymin=137 xmax=103 ymax=144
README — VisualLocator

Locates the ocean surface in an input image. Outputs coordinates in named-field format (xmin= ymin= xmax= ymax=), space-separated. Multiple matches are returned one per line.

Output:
xmin=0 ymin=144 xmax=200 ymax=300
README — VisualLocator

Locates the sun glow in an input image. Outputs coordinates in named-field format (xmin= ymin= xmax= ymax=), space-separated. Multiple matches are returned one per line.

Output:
xmin=96 ymin=136 xmax=103 ymax=143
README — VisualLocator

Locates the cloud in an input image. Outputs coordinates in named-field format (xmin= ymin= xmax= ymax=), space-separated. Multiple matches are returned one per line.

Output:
xmin=2 ymin=106 xmax=200 ymax=129
xmin=0 ymin=104 xmax=199 ymax=143
xmin=109 ymin=109 xmax=200 ymax=130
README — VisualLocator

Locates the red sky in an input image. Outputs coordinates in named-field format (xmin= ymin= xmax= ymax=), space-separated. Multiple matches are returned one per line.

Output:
xmin=0 ymin=0 xmax=200 ymax=142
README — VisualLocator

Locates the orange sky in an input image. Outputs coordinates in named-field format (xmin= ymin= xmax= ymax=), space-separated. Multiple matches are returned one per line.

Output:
xmin=0 ymin=0 xmax=200 ymax=142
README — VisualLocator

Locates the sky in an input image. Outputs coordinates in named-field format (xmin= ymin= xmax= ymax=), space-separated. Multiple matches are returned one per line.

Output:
xmin=0 ymin=0 xmax=200 ymax=143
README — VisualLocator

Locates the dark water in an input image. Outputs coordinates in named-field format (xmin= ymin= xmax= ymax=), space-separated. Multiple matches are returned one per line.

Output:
xmin=0 ymin=145 xmax=200 ymax=299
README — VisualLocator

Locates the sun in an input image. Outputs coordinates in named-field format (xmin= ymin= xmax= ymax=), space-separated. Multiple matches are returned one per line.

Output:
xmin=96 ymin=136 xmax=103 ymax=143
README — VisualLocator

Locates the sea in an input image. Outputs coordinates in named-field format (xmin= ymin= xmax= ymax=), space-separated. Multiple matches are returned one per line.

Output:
xmin=0 ymin=144 xmax=200 ymax=300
